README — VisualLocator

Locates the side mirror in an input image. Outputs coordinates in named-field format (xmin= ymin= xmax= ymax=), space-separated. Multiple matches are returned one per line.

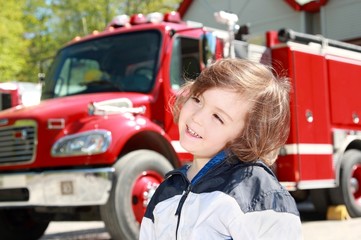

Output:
xmin=38 ymin=73 xmax=46 ymax=83
xmin=201 ymin=32 xmax=217 ymax=67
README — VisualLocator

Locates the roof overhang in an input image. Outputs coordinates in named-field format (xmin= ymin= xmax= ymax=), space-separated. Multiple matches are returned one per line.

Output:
xmin=178 ymin=0 xmax=194 ymax=17
xmin=284 ymin=0 xmax=328 ymax=12
xmin=178 ymin=0 xmax=329 ymax=17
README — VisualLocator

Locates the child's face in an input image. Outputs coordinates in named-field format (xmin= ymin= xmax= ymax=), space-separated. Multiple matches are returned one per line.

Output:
xmin=178 ymin=87 xmax=251 ymax=160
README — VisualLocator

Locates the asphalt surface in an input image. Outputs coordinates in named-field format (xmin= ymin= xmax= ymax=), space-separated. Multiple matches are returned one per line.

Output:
xmin=41 ymin=202 xmax=361 ymax=240
xmin=300 ymin=203 xmax=361 ymax=240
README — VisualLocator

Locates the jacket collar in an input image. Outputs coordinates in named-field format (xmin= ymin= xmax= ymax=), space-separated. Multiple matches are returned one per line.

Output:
xmin=165 ymin=150 xmax=229 ymax=183
xmin=190 ymin=150 xmax=227 ymax=184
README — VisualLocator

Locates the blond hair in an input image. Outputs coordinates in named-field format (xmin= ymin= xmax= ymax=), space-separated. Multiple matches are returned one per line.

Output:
xmin=173 ymin=58 xmax=290 ymax=166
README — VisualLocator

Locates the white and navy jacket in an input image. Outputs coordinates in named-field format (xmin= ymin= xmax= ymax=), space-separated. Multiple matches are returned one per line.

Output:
xmin=139 ymin=151 xmax=303 ymax=240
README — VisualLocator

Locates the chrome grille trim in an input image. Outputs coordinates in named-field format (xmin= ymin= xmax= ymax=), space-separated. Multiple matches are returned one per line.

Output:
xmin=0 ymin=120 xmax=37 ymax=165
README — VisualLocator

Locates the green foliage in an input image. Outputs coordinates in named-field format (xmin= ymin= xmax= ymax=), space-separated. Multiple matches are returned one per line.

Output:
xmin=0 ymin=0 xmax=182 ymax=83
xmin=122 ymin=0 xmax=181 ymax=15
xmin=0 ymin=0 xmax=28 ymax=82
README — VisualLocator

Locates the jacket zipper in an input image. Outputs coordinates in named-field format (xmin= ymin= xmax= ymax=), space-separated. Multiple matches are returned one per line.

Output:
xmin=171 ymin=153 xmax=266 ymax=239
xmin=174 ymin=159 xmax=228 ymax=240
xmin=175 ymin=184 xmax=191 ymax=240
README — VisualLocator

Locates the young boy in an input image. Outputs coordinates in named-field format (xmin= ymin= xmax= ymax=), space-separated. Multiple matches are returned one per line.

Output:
xmin=139 ymin=58 xmax=303 ymax=239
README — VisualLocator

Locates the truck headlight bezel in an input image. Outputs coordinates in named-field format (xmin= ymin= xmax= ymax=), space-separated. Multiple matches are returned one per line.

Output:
xmin=51 ymin=130 xmax=112 ymax=157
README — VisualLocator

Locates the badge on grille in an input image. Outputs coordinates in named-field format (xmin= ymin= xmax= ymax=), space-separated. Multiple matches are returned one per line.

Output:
xmin=13 ymin=129 xmax=27 ymax=140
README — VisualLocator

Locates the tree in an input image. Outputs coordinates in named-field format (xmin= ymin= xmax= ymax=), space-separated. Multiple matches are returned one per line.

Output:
xmin=20 ymin=0 xmax=56 ymax=82
xmin=1 ymin=0 xmax=182 ymax=82
xmin=49 ymin=0 xmax=181 ymax=42
xmin=122 ymin=0 xmax=181 ymax=15
xmin=0 ymin=0 xmax=28 ymax=82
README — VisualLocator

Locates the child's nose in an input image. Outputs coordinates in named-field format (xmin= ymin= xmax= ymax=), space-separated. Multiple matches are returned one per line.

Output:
xmin=191 ymin=108 xmax=204 ymax=125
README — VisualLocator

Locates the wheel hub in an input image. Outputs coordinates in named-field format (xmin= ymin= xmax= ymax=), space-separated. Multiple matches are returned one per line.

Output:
xmin=351 ymin=164 xmax=361 ymax=204
xmin=142 ymin=182 xmax=159 ymax=207
xmin=131 ymin=171 xmax=163 ymax=223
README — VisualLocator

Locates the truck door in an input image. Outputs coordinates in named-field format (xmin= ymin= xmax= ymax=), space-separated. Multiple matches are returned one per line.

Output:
xmin=163 ymin=34 xmax=202 ymax=164
xmin=272 ymin=45 xmax=335 ymax=189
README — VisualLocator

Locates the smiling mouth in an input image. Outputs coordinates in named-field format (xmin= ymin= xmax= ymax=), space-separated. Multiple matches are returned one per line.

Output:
xmin=186 ymin=125 xmax=202 ymax=138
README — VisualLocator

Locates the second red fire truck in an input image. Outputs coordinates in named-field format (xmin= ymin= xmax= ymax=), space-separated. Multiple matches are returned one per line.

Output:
xmin=0 ymin=10 xmax=360 ymax=240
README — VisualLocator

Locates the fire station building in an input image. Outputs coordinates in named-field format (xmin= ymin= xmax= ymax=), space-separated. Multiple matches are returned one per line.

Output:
xmin=178 ymin=0 xmax=361 ymax=45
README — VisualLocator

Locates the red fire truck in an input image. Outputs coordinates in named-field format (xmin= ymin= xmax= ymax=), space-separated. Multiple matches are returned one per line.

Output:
xmin=0 ymin=10 xmax=360 ymax=240
xmin=0 ymin=82 xmax=22 ymax=111
xmin=0 ymin=82 xmax=42 ymax=110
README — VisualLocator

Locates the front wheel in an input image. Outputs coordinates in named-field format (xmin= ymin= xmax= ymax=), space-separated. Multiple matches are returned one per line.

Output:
xmin=100 ymin=150 xmax=174 ymax=240
xmin=330 ymin=149 xmax=361 ymax=217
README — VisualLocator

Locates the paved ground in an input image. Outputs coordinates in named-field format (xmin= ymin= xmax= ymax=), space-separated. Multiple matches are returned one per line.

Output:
xmin=41 ymin=222 xmax=109 ymax=240
xmin=302 ymin=218 xmax=361 ymax=240
xmin=300 ymin=202 xmax=361 ymax=240
xmin=41 ymin=202 xmax=361 ymax=240
xmin=41 ymin=218 xmax=361 ymax=240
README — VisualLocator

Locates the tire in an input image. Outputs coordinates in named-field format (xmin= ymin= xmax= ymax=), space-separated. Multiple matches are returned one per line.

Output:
xmin=310 ymin=189 xmax=330 ymax=216
xmin=330 ymin=149 xmax=361 ymax=217
xmin=0 ymin=208 xmax=51 ymax=240
xmin=100 ymin=150 xmax=174 ymax=240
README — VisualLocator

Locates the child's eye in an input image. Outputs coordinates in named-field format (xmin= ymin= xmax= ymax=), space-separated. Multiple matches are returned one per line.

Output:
xmin=213 ymin=114 xmax=224 ymax=124
xmin=191 ymin=96 xmax=200 ymax=103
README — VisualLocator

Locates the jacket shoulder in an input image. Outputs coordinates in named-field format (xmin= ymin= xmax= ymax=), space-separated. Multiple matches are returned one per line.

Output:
xmin=225 ymin=162 xmax=299 ymax=216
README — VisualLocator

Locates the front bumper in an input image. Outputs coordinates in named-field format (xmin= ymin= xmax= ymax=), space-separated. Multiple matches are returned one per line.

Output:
xmin=0 ymin=167 xmax=114 ymax=207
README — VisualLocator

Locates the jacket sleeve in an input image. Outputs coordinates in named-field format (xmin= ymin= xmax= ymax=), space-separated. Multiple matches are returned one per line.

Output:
xmin=228 ymin=210 xmax=303 ymax=240
xmin=139 ymin=217 xmax=156 ymax=240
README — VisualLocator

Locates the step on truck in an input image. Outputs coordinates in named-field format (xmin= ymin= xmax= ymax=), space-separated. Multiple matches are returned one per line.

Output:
xmin=0 ymin=10 xmax=361 ymax=240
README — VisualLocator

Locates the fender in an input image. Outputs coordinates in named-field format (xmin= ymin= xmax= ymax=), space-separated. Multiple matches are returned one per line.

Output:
xmin=108 ymin=113 xmax=180 ymax=168
xmin=43 ymin=112 xmax=179 ymax=168
xmin=333 ymin=130 xmax=361 ymax=186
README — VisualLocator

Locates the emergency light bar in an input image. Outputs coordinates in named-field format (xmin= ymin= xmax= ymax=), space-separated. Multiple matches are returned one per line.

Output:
xmin=147 ymin=12 xmax=164 ymax=23
xmin=130 ymin=14 xmax=147 ymax=25
xmin=106 ymin=11 xmax=181 ymax=29
xmin=164 ymin=11 xmax=181 ymax=23
xmin=107 ymin=14 xmax=130 ymax=28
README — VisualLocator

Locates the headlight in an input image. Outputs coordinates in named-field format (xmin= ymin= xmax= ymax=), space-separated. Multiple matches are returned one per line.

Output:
xmin=51 ymin=130 xmax=111 ymax=157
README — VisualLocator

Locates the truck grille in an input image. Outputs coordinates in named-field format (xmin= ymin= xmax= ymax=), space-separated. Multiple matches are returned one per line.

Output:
xmin=0 ymin=93 xmax=12 ymax=111
xmin=0 ymin=122 xmax=37 ymax=164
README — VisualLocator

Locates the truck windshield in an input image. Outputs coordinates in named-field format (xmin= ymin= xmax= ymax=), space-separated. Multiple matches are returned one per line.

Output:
xmin=42 ymin=30 xmax=161 ymax=99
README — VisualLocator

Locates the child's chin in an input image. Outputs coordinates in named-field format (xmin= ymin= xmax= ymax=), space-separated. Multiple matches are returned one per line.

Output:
xmin=180 ymin=142 xmax=196 ymax=153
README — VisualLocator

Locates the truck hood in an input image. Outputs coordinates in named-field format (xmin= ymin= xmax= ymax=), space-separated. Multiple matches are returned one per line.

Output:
xmin=0 ymin=92 xmax=152 ymax=121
